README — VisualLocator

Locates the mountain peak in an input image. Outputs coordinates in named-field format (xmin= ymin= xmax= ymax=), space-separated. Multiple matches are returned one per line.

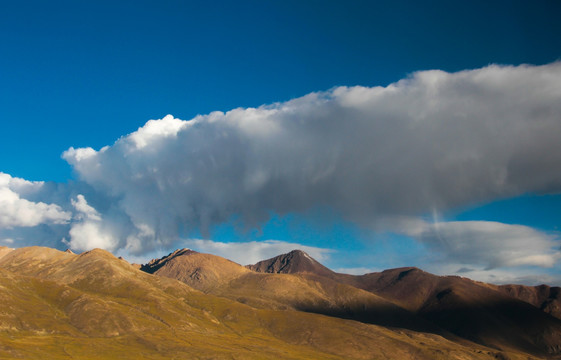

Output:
xmin=287 ymin=249 xmax=313 ymax=258
xmin=140 ymin=248 xmax=249 ymax=292
xmin=141 ymin=248 xmax=196 ymax=273
xmin=247 ymin=249 xmax=334 ymax=277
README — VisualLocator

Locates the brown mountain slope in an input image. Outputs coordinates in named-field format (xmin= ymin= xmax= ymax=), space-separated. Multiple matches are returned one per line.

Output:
xmin=0 ymin=246 xmax=507 ymax=360
xmin=355 ymin=267 xmax=561 ymax=356
xmin=247 ymin=249 xmax=336 ymax=278
xmin=249 ymin=251 xmax=561 ymax=357
xmin=142 ymin=248 xmax=446 ymax=333
xmin=497 ymin=283 xmax=561 ymax=320
xmin=141 ymin=248 xmax=251 ymax=292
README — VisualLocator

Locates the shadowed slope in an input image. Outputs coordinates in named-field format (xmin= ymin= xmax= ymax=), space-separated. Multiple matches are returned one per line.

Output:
xmin=497 ymin=283 xmax=561 ymax=320
xmin=357 ymin=268 xmax=561 ymax=356
xmin=219 ymin=271 xmax=444 ymax=333
xmin=249 ymin=251 xmax=561 ymax=357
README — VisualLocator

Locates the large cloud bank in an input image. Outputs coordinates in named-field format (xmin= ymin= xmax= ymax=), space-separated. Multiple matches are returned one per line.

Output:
xmin=3 ymin=62 xmax=561 ymax=274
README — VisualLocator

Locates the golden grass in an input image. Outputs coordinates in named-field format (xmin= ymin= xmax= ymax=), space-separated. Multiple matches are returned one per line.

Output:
xmin=0 ymin=247 xmax=540 ymax=359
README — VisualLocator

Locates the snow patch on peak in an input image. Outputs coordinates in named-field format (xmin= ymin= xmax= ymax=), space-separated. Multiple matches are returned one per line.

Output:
xmin=301 ymin=251 xmax=315 ymax=262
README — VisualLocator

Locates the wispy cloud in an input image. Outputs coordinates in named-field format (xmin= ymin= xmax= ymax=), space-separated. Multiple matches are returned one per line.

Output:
xmin=333 ymin=267 xmax=383 ymax=275
xmin=394 ymin=219 xmax=560 ymax=270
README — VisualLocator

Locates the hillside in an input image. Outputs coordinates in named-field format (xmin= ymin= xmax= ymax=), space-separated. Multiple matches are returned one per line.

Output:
xmin=0 ymin=246 xmax=511 ymax=360
xmin=248 ymin=251 xmax=561 ymax=357
xmin=141 ymin=248 xmax=251 ymax=292
xmin=497 ymin=283 xmax=561 ymax=320
xmin=247 ymin=249 xmax=336 ymax=278
xmin=144 ymin=248 xmax=446 ymax=333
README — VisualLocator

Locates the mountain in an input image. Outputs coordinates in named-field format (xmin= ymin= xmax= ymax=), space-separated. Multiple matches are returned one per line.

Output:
xmin=143 ymin=248 xmax=446 ymax=334
xmin=247 ymin=249 xmax=336 ymax=278
xmin=0 ymin=246 xmax=506 ymax=360
xmin=497 ymin=283 xmax=561 ymax=320
xmin=0 ymin=246 xmax=13 ymax=259
xmin=354 ymin=267 xmax=561 ymax=356
xmin=249 ymin=251 xmax=561 ymax=321
xmin=248 ymin=251 xmax=561 ymax=357
xmin=141 ymin=248 xmax=251 ymax=292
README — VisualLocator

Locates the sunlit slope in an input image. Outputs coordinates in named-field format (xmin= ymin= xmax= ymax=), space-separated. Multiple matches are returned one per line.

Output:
xmin=142 ymin=248 xmax=251 ymax=292
xmin=0 ymin=247 xmax=13 ymax=260
xmin=0 ymin=246 xmax=507 ymax=360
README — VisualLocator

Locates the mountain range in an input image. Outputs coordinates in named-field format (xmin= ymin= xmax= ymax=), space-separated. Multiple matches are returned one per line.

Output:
xmin=0 ymin=245 xmax=560 ymax=359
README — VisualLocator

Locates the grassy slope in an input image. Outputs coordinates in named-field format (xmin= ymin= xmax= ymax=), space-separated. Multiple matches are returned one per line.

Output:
xmin=145 ymin=250 xmax=444 ymax=332
xmin=140 ymin=250 xmax=543 ymax=360
xmin=0 ymin=247 xmax=519 ymax=360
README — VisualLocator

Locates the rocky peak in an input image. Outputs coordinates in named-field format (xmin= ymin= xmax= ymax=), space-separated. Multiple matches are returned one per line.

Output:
xmin=142 ymin=248 xmax=196 ymax=273
xmin=247 ymin=249 xmax=334 ymax=277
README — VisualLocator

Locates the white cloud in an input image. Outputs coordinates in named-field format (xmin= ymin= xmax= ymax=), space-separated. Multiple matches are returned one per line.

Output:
xmin=426 ymin=264 xmax=561 ymax=286
xmin=128 ymin=114 xmax=189 ymax=150
xmin=1 ymin=238 xmax=14 ymax=245
xmin=0 ymin=172 xmax=43 ymax=195
xmin=58 ymin=62 xmax=561 ymax=256
xmin=0 ymin=173 xmax=71 ymax=228
xmin=2 ymin=61 xmax=561 ymax=281
xmin=63 ymin=147 xmax=97 ymax=162
xmin=333 ymin=267 xmax=382 ymax=275
xmin=71 ymin=194 xmax=101 ymax=221
xmin=180 ymin=239 xmax=333 ymax=265
xmin=64 ymin=194 xmax=117 ymax=252
xmin=392 ymin=219 xmax=561 ymax=270
xmin=65 ymin=221 xmax=117 ymax=252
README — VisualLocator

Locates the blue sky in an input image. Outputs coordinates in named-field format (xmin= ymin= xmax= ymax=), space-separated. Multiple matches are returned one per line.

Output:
xmin=1 ymin=1 xmax=561 ymax=284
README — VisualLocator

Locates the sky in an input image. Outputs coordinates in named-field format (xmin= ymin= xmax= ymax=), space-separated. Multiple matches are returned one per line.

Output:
xmin=2 ymin=0 xmax=561 ymax=285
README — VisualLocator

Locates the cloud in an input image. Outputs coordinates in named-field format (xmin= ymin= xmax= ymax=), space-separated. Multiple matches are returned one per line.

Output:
xmin=333 ymin=267 xmax=383 ymax=275
xmin=179 ymin=239 xmax=333 ymax=265
xmin=128 ymin=115 xmax=189 ymax=149
xmin=71 ymin=194 xmax=101 ymax=221
xmin=394 ymin=219 xmax=561 ymax=270
xmin=428 ymin=264 xmax=561 ymax=286
xmin=63 ymin=194 xmax=118 ymax=252
xmin=1 ymin=238 xmax=14 ymax=245
xmin=0 ymin=173 xmax=71 ymax=228
xmin=1 ymin=61 xmax=561 ymax=270
xmin=58 ymin=62 xmax=561 ymax=255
